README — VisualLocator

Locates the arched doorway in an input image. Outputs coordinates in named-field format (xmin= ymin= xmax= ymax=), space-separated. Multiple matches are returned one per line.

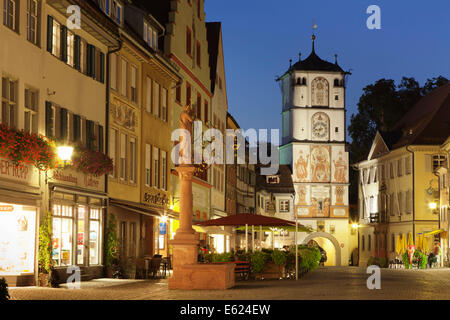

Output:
xmin=302 ymin=232 xmax=341 ymax=266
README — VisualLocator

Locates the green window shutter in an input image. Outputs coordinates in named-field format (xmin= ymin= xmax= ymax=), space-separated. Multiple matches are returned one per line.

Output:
xmin=86 ymin=44 xmax=92 ymax=77
xmin=91 ymin=46 xmax=96 ymax=79
xmin=99 ymin=125 xmax=104 ymax=153
xmin=74 ymin=35 xmax=81 ymax=71
xmin=45 ymin=101 xmax=53 ymax=137
xmin=47 ymin=16 xmax=53 ymax=53
xmin=60 ymin=108 xmax=68 ymax=141
xmin=73 ymin=114 xmax=81 ymax=141
xmin=100 ymin=52 xmax=105 ymax=83
xmin=86 ymin=120 xmax=94 ymax=150
xmin=60 ymin=26 xmax=67 ymax=62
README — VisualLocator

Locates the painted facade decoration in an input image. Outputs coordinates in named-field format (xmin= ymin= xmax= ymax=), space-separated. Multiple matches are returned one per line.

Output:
xmin=311 ymin=77 xmax=329 ymax=106
xmin=294 ymin=148 xmax=309 ymax=182
xmin=332 ymin=149 xmax=348 ymax=183
xmin=111 ymin=103 xmax=137 ymax=131
xmin=311 ymin=185 xmax=331 ymax=217
xmin=311 ymin=145 xmax=331 ymax=182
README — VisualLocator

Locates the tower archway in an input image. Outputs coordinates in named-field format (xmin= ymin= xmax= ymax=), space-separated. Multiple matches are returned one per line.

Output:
xmin=302 ymin=232 xmax=341 ymax=266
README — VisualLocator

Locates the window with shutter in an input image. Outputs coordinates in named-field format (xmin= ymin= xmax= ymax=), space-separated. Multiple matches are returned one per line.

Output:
xmin=60 ymin=108 xmax=68 ymax=141
xmin=154 ymin=82 xmax=160 ymax=117
xmin=121 ymin=58 xmax=127 ymax=97
xmin=120 ymin=133 xmax=127 ymax=180
xmin=47 ymin=15 xmax=53 ymax=52
xmin=145 ymin=77 xmax=151 ymax=113
xmin=161 ymin=87 xmax=167 ymax=121
xmin=153 ymin=147 xmax=159 ymax=188
xmin=109 ymin=128 xmax=117 ymax=178
xmin=60 ymin=25 xmax=68 ymax=62
xmin=145 ymin=144 xmax=151 ymax=186
xmin=131 ymin=65 xmax=137 ymax=102
xmin=45 ymin=101 xmax=54 ymax=137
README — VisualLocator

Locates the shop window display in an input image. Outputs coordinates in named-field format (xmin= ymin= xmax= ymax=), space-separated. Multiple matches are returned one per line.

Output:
xmin=89 ymin=208 xmax=101 ymax=265
xmin=0 ymin=203 xmax=36 ymax=275
xmin=52 ymin=204 xmax=73 ymax=267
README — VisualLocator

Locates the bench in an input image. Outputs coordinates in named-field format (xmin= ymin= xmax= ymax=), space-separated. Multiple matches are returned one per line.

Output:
xmin=212 ymin=261 xmax=250 ymax=280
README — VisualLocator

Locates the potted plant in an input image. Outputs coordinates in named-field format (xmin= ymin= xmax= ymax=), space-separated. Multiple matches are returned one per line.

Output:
xmin=271 ymin=249 xmax=287 ymax=279
xmin=250 ymin=251 xmax=268 ymax=280
xmin=0 ymin=278 xmax=10 ymax=301
xmin=104 ymin=214 xmax=120 ymax=278
xmin=38 ymin=212 xmax=53 ymax=287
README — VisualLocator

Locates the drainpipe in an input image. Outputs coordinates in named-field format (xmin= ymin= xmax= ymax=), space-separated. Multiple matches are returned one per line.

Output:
xmin=406 ymin=145 xmax=415 ymax=242
xmin=103 ymin=40 xmax=122 ymax=267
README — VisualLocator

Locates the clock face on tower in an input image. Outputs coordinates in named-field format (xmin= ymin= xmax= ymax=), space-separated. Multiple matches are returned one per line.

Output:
xmin=311 ymin=112 xmax=329 ymax=140
xmin=312 ymin=121 xmax=328 ymax=139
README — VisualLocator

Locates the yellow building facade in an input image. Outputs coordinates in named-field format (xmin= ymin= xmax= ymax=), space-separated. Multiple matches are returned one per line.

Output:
xmin=0 ymin=0 xmax=120 ymax=285
xmin=356 ymin=83 xmax=450 ymax=267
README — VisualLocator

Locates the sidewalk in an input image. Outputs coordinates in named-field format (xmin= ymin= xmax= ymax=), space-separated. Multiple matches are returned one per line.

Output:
xmin=8 ymin=267 xmax=450 ymax=300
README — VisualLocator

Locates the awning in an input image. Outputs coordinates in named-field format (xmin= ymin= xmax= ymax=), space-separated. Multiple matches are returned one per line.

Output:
xmin=423 ymin=229 xmax=445 ymax=236
xmin=109 ymin=198 xmax=179 ymax=219
xmin=192 ymin=225 xmax=232 ymax=235
xmin=196 ymin=213 xmax=299 ymax=227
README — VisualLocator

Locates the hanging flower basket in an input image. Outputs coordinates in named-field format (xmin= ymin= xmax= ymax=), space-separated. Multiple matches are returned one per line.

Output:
xmin=71 ymin=144 xmax=114 ymax=177
xmin=0 ymin=123 xmax=58 ymax=171
xmin=0 ymin=124 xmax=113 ymax=176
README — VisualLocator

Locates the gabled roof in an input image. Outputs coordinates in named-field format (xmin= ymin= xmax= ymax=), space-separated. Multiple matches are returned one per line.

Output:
xmin=390 ymin=82 xmax=450 ymax=149
xmin=256 ymin=165 xmax=295 ymax=194
xmin=359 ymin=82 xmax=450 ymax=164
xmin=132 ymin=0 xmax=170 ymax=25
xmin=206 ymin=22 xmax=221 ymax=93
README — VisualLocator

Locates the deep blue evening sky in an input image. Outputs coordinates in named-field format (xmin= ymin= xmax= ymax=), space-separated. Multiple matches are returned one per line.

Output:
xmin=204 ymin=0 xmax=450 ymax=142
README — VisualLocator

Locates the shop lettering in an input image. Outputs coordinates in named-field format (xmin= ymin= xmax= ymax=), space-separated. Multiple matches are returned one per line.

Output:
xmin=144 ymin=192 xmax=169 ymax=206
xmin=84 ymin=175 xmax=99 ymax=188
xmin=0 ymin=159 xmax=29 ymax=180
xmin=54 ymin=171 xmax=78 ymax=184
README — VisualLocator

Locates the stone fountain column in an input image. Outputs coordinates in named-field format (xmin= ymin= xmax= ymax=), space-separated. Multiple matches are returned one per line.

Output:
xmin=170 ymin=165 xmax=198 ymax=268
xmin=168 ymin=165 xmax=235 ymax=290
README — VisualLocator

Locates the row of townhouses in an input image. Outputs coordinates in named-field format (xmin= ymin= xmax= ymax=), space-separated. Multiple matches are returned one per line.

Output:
xmin=0 ymin=0 xmax=259 ymax=286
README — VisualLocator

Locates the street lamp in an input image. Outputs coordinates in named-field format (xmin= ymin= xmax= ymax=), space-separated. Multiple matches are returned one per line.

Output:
xmin=428 ymin=202 xmax=437 ymax=210
xmin=57 ymin=145 xmax=73 ymax=166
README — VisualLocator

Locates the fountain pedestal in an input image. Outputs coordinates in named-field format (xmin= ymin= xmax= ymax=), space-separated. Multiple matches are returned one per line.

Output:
xmin=168 ymin=165 xmax=235 ymax=290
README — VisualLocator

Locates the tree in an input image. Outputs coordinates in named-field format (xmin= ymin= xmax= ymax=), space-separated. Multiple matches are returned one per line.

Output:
xmin=348 ymin=76 xmax=449 ymax=214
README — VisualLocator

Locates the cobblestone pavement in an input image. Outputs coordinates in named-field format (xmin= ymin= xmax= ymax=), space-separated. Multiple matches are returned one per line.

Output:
xmin=8 ymin=267 xmax=450 ymax=300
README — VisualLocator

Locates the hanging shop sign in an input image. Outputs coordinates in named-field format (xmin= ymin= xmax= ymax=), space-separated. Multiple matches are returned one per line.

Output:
xmin=159 ymin=223 xmax=167 ymax=235
xmin=143 ymin=191 xmax=170 ymax=207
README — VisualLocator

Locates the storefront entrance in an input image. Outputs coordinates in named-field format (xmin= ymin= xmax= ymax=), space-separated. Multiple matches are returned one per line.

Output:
xmin=0 ymin=202 xmax=37 ymax=286
xmin=51 ymin=191 xmax=105 ymax=282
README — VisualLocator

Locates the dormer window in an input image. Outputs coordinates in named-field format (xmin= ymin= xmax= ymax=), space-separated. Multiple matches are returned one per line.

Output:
xmin=144 ymin=22 xmax=158 ymax=50
xmin=266 ymin=176 xmax=279 ymax=184
xmin=101 ymin=0 xmax=123 ymax=25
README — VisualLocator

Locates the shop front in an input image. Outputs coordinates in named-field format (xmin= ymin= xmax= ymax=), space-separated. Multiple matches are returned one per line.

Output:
xmin=48 ymin=168 xmax=106 ymax=283
xmin=0 ymin=157 xmax=41 ymax=286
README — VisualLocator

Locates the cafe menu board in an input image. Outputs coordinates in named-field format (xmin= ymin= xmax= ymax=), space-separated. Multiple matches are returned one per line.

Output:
xmin=0 ymin=203 xmax=36 ymax=274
